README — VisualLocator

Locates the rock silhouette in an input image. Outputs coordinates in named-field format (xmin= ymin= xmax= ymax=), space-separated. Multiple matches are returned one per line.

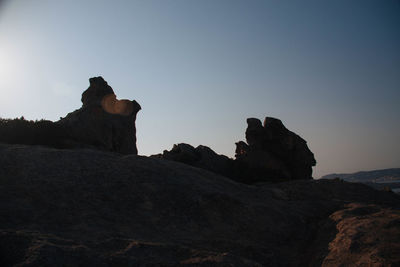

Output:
xmin=152 ymin=143 xmax=234 ymax=178
xmin=0 ymin=77 xmax=141 ymax=154
xmin=158 ymin=117 xmax=316 ymax=183
xmin=0 ymin=79 xmax=399 ymax=265
xmin=59 ymin=77 xmax=141 ymax=154
xmin=235 ymin=117 xmax=316 ymax=182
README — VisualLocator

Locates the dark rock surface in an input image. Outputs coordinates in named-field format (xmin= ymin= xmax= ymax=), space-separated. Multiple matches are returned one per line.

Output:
xmin=0 ymin=77 xmax=141 ymax=154
xmin=152 ymin=143 xmax=234 ymax=178
xmin=0 ymin=143 xmax=399 ymax=266
xmin=235 ymin=117 xmax=316 ymax=182
xmin=158 ymin=117 xmax=316 ymax=184
xmin=59 ymin=77 xmax=141 ymax=154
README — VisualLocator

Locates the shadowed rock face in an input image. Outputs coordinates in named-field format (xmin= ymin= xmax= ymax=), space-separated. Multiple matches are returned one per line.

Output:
xmin=235 ymin=117 xmax=316 ymax=181
xmin=0 ymin=143 xmax=399 ymax=266
xmin=0 ymin=77 xmax=141 ymax=155
xmin=157 ymin=117 xmax=316 ymax=183
xmin=59 ymin=77 xmax=141 ymax=154
xmin=152 ymin=143 xmax=234 ymax=178
xmin=81 ymin=77 xmax=114 ymax=107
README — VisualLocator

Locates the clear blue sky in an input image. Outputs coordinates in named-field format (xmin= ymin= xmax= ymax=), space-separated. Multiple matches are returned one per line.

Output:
xmin=0 ymin=0 xmax=399 ymax=177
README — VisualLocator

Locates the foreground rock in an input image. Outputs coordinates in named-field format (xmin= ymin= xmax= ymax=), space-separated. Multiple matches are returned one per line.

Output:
xmin=0 ymin=143 xmax=399 ymax=266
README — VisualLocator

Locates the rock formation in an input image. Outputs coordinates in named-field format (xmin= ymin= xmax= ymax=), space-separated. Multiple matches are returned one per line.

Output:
xmin=152 ymin=143 xmax=234 ymax=178
xmin=0 ymin=77 xmax=141 ymax=154
xmin=157 ymin=117 xmax=316 ymax=183
xmin=235 ymin=117 xmax=316 ymax=182
xmin=59 ymin=77 xmax=141 ymax=154
xmin=0 ymin=143 xmax=399 ymax=266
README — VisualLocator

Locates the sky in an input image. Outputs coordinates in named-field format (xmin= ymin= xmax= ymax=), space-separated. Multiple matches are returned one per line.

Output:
xmin=0 ymin=0 xmax=399 ymax=178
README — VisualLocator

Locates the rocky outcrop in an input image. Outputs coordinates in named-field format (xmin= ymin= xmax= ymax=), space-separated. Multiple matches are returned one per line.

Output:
xmin=152 ymin=143 xmax=234 ymax=178
xmin=59 ymin=77 xmax=141 ymax=154
xmin=0 ymin=143 xmax=399 ymax=266
xmin=158 ymin=117 xmax=316 ymax=184
xmin=0 ymin=77 xmax=141 ymax=154
xmin=235 ymin=117 xmax=316 ymax=182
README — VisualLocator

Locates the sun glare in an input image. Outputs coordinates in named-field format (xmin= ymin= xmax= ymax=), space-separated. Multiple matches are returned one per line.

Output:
xmin=101 ymin=94 xmax=134 ymax=116
xmin=0 ymin=43 xmax=20 ymax=89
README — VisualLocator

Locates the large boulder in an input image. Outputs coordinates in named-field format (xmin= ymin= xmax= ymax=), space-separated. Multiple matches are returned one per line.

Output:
xmin=235 ymin=117 xmax=316 ymax=181
xmin=59 ymin=77 xmax=141 ymax=154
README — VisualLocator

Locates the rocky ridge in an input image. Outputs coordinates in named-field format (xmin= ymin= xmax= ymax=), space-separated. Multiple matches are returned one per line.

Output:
xmin=0 ymin=143 xmax=399 ymax=266
xmin=0 ymin=77 xmax=399 ymax=266
xmin=156 ymin=117 xmax=316 ymax=183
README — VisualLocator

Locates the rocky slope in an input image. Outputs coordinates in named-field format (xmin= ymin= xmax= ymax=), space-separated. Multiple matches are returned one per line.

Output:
xmin=0 ymin=143 xmax=399 ymax=266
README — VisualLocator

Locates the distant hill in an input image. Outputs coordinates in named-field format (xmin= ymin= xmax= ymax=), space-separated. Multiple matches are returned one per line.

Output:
xmin=321 ymin=168 xmax=400 ymax=182
xmin=321 ymin=168 xmax=400 ymax=193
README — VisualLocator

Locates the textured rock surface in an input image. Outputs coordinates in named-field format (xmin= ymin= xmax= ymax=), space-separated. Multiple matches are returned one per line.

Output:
xmin=321 ymin=203 xmax=400 ymax=266
xmin=0 ymin=143 xmax=399 ymax=266
xmin=59 ymin=77 xmax=141 ymax=154
xmin=235 ymin=117 xmax=316 ymax=182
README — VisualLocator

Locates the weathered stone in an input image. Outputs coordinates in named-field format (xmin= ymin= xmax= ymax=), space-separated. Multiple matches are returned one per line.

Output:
xmin=59 ymin=77 xmax=141 ymax=154
xmin=0 ymin=143 xmax=399 ymax=266
xmin=81 ymin=76 xmax=114 ymax=107
xmin=0 ymin=77 xmax=141 ymax=155
xmin=235 ymin=117 xmax=316 ymax=181
xmin=153 ymin=143 xmax=234 ymax=178
xmin=158 ymin=117 xmax=316 ymax=183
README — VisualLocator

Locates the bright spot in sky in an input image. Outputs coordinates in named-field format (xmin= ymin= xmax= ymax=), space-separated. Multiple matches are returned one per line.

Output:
xmin=0 ymin=43 xmax=18 ymax=88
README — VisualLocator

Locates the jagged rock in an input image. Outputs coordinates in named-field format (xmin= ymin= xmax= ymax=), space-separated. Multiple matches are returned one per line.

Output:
xmin=235 ymin=117 xmax=316 ymax=181
xmin=152 ymin=143 xmax=233 ymax=178
xmin=0 ymin=77 xmax=141 ymax=155
xmin=59 ymin=77 xmax=141 ymax=154
xmin=159 ymin=117 xmax=316 ymax=184
xmin=81 ymin=77 xmax=114 ymax=107
xmin=0 ymin=143 xmax=399 ymax=266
